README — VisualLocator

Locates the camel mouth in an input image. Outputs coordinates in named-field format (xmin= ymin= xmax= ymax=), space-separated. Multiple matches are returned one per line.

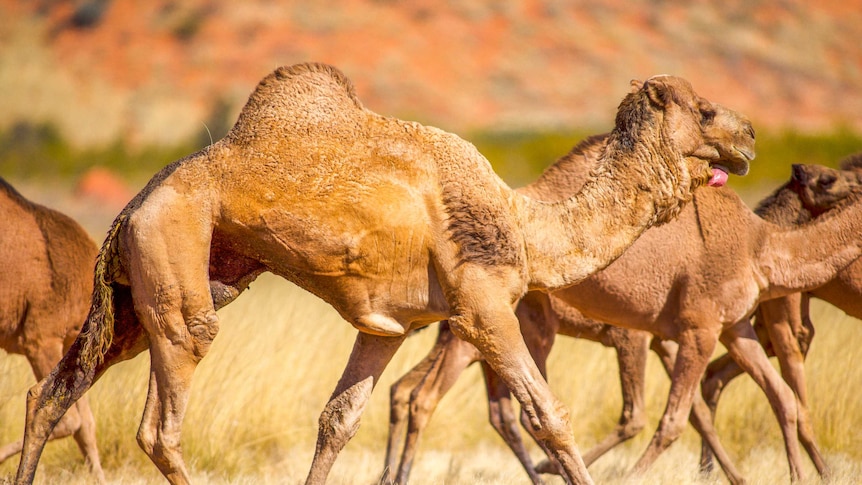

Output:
xmin=724 ymin=146 xmax=753 ymax=176
xmin=708 ymin=164 xmax=730 ymax=187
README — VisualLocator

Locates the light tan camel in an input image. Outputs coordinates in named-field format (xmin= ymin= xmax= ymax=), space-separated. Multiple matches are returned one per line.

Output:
xmin=0 ymin=179 xmax=105 ymax=482
xmin=383 ymin=147 xmax=862 ymax=483
xmin=385 ymin=116 xmax=755 ymax=485
xmin=14 ymin=63 xmax=750 ymax=485
xmin=700 ymin=155 xmax=862 ymax=476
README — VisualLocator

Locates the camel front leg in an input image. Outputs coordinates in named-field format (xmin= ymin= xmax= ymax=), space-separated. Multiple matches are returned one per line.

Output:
xmin=447 ymin=300 xmax=592 ymax=484
xmin=759 ymin=295 xmax=829 ymax=478
xmin=720 ymin=319 xmax=805 ymax=482
xmin=630 ymin=326 xmax=717 ymax=476
xmin=649 ymin=338 xmax=745 ymax=485
xmin=482 ymin=364 xmax=545 ymax=485
xmin=306 ymin=331 xmax=406 ymax=485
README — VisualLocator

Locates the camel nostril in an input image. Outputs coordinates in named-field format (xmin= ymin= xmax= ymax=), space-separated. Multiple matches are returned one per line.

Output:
xmin=745 ymin=122 xmax=755 ymax=139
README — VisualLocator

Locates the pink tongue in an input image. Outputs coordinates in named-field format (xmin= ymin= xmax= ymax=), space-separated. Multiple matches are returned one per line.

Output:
xmin=708 ymin=167 xmax=728 ymax=187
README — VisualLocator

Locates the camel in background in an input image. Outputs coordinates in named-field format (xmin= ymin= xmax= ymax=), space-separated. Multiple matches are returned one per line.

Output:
xmin=0 ymin=179 xmax=105 ymax=482
xmin=14 ymin=63 xmax=752 ymax=485
xmin=383 ymin=143 xmax=862 ymax=483
xmin=700 ymin=154 xmax=862 ymax=475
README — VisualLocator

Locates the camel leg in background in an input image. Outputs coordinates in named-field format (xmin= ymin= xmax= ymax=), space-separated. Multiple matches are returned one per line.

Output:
xmin=482 ymin=364 xmax=546 ymax=485
xmin=700 ymin=293 xmax=826 ymax=478
xmin=306 ymin=332 xmax=406 ymax=485
xmin=384 ymin=326 xmax=451 ymax=482
xmin=649 ymin=338 xmax=745 ymax=485
xmin=718 ymin=318 xmax=806 ymax=481
xmin=446 ymin=277 xmax=592 ymax=484
xmin=581 ymin=327 xmax=650 ymax=466
xmin=0 ymin=343 xmax=105 ymax=483
xmin=758 ymin=295 xmax=828 ymax=478
xmin=628 ymin=324 xmax=718 ymax=476
xmin=389 ymin=324 xmax=482 ymax=485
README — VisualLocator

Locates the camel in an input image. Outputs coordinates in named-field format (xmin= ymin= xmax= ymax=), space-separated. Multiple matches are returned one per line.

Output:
xmin=699 ymin=154 xmax=862 ymax=475
xmin=385 ymin=116 xmax=755 ymax=485
xmin=13 ymin=62 xmax=752 ymax=485
xmin=0 ymin=178 xmax=105 ymax=482
xmin=382 ymin=143 xmax=862 ymax=483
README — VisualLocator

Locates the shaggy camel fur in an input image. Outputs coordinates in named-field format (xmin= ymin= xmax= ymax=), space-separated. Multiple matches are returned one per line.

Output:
xmin=15 ymin=63 xmax=749 ymax=485
xmin=385 ymin=108 xmax=756 ymax=485
xmin=383 ymin=150 xmax=862 ymax=483
xmin=700 ymin=155 xmax=862 ymax=476
xmin=0 ymin=179 xmax=105 ymax=482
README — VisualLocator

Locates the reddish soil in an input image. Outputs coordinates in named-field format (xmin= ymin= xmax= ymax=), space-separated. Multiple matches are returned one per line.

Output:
xmin=3 ymin=0 xmax=861 ymax=147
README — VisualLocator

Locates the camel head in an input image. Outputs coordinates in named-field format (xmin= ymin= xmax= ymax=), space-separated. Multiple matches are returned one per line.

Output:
xmin=621 ymin=75 xmax=755 ymax=190
xmin=701 ymin=104 xmax=755 ymax=178
xmin=789 ymin=161 xmax=862 ymax=216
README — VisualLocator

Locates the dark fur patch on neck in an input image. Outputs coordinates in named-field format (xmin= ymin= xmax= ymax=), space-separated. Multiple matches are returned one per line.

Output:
xmin=613 ymin=91 xmax=655 ymax=151
xmin=441 ymin=185 xmax=522 ymax=267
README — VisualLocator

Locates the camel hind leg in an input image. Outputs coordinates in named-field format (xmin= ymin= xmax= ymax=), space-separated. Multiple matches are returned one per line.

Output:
xmin=121 ymin=195 xmax=220 ymax=485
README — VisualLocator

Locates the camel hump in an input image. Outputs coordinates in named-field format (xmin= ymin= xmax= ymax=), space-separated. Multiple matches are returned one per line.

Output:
xmin=227 ymin=62 xmax=367 ymax=145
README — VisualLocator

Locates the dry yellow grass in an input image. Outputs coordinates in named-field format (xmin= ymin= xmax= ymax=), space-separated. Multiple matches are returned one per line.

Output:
xmin=1 ymin=272 xmax=860 ymax=484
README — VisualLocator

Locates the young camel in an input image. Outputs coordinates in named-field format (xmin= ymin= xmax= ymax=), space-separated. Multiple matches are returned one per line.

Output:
xmin=385 ymin=117 xmax=754 ymax=485
xmin=14 ymin=63 xmax=750 ymax=485
xmin=0 ymin=179 xmax=105 ymax=482
xmin=700 ymin=155 xmax=862 ymax=476
xmin=384 ymin=146 xmax=862 ymax=483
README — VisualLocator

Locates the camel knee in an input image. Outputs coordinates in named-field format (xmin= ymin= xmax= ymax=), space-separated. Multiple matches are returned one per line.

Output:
xmin=619 ymin=407 xmax=648 ymax=439
xmin=137 ymin=426 xmax=182 ymax=466
xmin=318 ymin=377 xmax=374 ymax=448
xmin=390 ymin=381 xmax=413 ymax=422
xmin=136 ymin=424 xmax=157 ymax=457
xmin=187 ymin=310 xmax=219 ymax=359
xmin=523 ymin=398 xmax=572 ymax=443
xmin=407 ymin=392 xmax=435 ymax=430
xmin=655 ymin=416 xmax=687 ymax=449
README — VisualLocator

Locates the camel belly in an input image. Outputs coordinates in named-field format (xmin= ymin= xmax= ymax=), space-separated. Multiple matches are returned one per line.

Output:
xmin=216 ymin=204 xmax=448 ymax=334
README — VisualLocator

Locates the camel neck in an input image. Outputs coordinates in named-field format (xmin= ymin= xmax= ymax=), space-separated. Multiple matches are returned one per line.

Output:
xmin=516 ymin=140 xmax=685 ymax=291
xmin=757 ymin=197 xmax=862 ymax=299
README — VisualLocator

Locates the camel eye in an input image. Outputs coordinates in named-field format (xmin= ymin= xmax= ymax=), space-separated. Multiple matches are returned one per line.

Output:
xmin=818 ymin=175 xmax=836 ymax=189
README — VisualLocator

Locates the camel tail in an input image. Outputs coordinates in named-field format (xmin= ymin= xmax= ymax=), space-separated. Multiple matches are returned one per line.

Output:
xmin=77 ymin=214 xmax=126 ymax=369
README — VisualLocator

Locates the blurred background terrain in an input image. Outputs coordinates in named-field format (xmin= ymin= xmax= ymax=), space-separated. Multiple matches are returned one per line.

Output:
xmin=2 ymin=0 xmax=862 ymax=212
xmin=2 ymin=1 xmax=862 ymax=484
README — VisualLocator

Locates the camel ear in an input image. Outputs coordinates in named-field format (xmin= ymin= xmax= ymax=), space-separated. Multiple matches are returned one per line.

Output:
xmin=643 ymin=78 xmax=672 ymax=108
xmin=629 ymin=79 xmax=642 ymax=93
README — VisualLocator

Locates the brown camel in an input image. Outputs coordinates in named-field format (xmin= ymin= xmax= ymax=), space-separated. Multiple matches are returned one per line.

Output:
xmin=0 ymin=179 xmax=105 ymax=482
xmin=14 ymin=63 xmax=750 ymax=485
xmin=385 ymin=110 xmax=756 ymax=485
xmin=383 ymin=145 xmax=862 ymax=482
xmin=700 ymin=155 xmax=862 ymax=475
